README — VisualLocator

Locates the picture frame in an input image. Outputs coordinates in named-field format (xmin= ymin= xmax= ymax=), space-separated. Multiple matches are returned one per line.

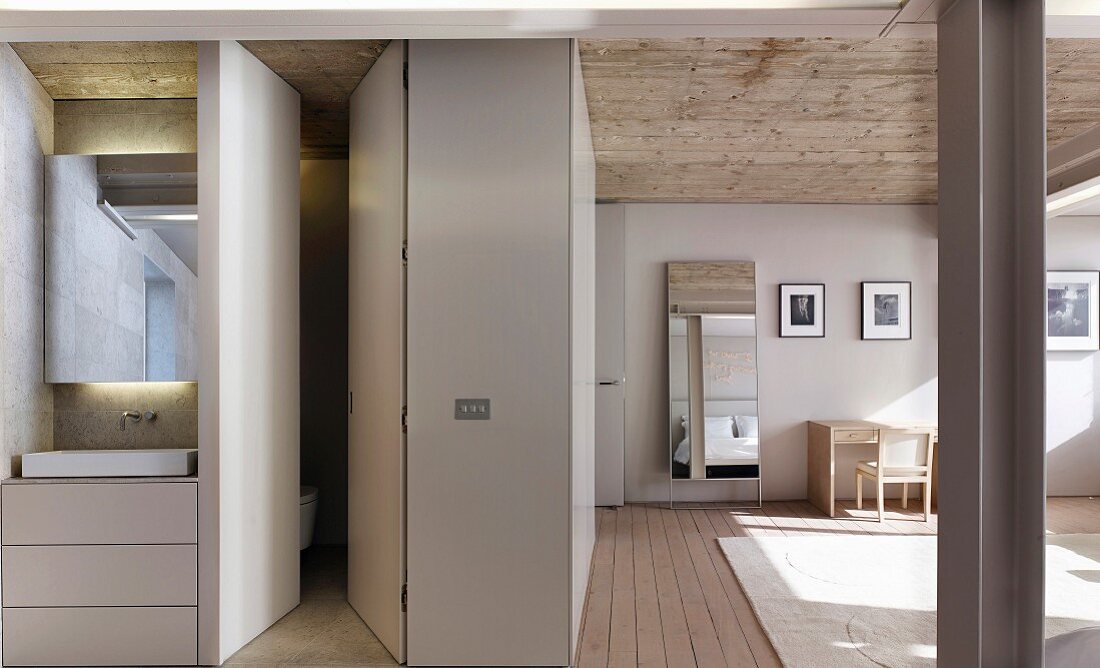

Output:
xmin=861 ymin=282 xmax=912 ymax=340
xmin=1047 ymin=270 xmax=1100 ymax=351
xmin=779 ymin=283 xmax=825 ymax=338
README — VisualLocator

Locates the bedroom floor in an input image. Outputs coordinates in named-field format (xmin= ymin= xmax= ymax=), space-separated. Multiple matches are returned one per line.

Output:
xmin=575 ymin=498 xmax=1100 ymax=668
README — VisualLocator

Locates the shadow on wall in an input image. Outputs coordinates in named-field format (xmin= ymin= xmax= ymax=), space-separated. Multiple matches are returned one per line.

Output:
xmin=1047 ymin=352 xmax=1098 ymax=496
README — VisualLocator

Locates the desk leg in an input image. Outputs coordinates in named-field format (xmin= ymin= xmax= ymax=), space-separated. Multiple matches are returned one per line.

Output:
xmin=807 ymin=425 xmax=835 ymax=517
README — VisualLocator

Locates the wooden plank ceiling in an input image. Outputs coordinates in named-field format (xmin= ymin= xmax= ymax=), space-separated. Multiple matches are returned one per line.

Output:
xmin=9 ymin=41 xmax=197 ymax=98
xmin=9 ymin=38 xmax=1100 ymax=202
xmin=581 ymin=37 xmax=1100 ymax=204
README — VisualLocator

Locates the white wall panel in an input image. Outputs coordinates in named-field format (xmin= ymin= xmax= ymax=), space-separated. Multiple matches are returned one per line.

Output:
xmin=197 ymin=40 xmax=301 ymax=664
xmin=570 ymin=38 xmax=597 ymax=662
xmin=347 ymin=39 xmax=407 ymax=663
xmin=406 ymin=39 xmax=574 ymax=666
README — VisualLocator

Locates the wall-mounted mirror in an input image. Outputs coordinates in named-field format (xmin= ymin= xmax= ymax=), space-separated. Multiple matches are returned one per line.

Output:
xmin=668 ymin=261 xmax=760 ymax=507
xmin=44 ymin=153 xmax=198 ymax=382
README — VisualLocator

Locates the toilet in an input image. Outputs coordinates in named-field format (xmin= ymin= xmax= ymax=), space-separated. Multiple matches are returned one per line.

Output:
xmin=299 ymin=485 xmax=319 ymax=550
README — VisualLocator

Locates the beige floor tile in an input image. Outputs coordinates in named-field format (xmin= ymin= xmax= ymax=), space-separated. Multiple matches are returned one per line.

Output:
xmin=225 ymin=548 xmax=396 ymax=667
xmin=225 ymin=599 xmax=347 ymax=664
xmin=285 ymin=606 xmax=397 ymax=666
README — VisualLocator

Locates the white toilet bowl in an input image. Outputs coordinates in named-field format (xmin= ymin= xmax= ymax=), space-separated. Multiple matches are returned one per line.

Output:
xmin=299 ymin=485 xmax=319 ymax=551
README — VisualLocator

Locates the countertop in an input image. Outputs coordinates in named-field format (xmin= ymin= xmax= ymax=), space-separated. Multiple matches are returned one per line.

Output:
xmin=2 ymin=475 xmax=199 ymax=485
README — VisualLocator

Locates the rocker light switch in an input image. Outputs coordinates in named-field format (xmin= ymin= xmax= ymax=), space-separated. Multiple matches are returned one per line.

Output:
xmin=455 ymin=398 xmax=490 ymax=420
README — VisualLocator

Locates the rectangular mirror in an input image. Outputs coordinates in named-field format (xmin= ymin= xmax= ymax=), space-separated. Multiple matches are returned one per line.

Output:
xmin=44 ymin=153 xmax=198 ymax=383
xmin=668 ymin=261 xmax=760 ymax=507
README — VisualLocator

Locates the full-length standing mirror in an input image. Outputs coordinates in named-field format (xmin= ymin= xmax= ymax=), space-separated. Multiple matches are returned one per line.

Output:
xmin=44 ymin=153 xmax=199 ymax=382
xmin=668 ymin=261 xmax=761 ymax=508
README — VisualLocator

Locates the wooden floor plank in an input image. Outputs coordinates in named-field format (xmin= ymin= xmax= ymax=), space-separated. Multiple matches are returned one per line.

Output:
xmin=646 ymin=505 xmax=696 ymax=667
xmin=674 ymin=509 xmax=757 ymax=667
xmin=577 ymin=509 xmax=616 ymax=668
xmin=690 ymin=508 xmax=781 ymax=668
xmin=659 ymin=507 xmax=726 ymax=666
xmin=631 ymin=505 xmax=667 ymax=668
xmin=577 ymin=498 xmax=1096 ymax=667
xmin=610 ymin=508 xmax=638 ymax=659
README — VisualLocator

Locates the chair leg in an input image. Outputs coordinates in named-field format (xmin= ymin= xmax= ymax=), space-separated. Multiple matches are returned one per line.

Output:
xmin=856 ymin=471 xmax=863 ymax=510
xmin=876 ymin=478 xmax=885 ymax=522
xmin=923 ymin=480 xmax=932 ymax=522
xmin=902 ymin=482 xmax=908 ymax=509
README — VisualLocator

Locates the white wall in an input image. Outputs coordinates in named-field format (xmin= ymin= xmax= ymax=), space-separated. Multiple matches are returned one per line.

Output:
xmin=569 ymin=38 xmax=596 ymax=661
xmin=615 ymin=202 xmax=939 ymax=502
xmin=1047 ymin=216 xmax=1100 ymax=496
xmin=197 ymin=40 xmax=301 ymax=664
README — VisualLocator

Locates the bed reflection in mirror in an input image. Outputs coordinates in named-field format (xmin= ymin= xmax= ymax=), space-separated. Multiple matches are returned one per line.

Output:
xmin=668 ymin=262 xmax=761 ymax=507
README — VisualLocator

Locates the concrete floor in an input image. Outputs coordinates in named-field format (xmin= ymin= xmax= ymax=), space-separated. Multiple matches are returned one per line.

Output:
xmin=224 ymin=547 xmax=399 ymax=667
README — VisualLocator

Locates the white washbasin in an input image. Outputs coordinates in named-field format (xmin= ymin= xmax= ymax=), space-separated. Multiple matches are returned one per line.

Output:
xmin=21 ymin=449 xmax=198 ymax=478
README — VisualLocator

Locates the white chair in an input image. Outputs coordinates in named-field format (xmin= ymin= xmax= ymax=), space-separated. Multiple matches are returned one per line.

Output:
xmin=855 ymin=428 xmax=935 ymax=522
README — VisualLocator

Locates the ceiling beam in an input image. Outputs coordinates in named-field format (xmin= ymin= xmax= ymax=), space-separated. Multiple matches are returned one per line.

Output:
xmin=0 ymin=8 xmax=904 ymax=41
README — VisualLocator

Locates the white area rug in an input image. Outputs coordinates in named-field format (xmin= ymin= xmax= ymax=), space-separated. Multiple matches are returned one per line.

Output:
xmin=719 ymin=534 xmax=1100 ymax=667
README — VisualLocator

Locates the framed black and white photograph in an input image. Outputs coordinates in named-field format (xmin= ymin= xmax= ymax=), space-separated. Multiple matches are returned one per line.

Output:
xmin=861 ymin=282 xmax=912 ymax=340
xmin=779 ymin=283 xmax=825 ymax=338
xmin=1048 ymin=270 xmax=1100 ymax=351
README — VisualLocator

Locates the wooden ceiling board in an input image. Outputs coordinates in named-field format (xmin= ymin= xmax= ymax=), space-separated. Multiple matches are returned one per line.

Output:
xmin=9 ymin=41 xmax=197 ymax=99
xmin=582 ymin=36 xmax=1100 ymax=203
xmin=581 ymin=36 xmax=941 ymax=204
xmin=1048 ymin=38 xmax=1100 ymax=146
xmin=12 ymin=38 xmax=1100 ymax=201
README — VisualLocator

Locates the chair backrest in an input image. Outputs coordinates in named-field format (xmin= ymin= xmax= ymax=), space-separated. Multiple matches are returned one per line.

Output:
xmin=878 ymin=429 xmax=934 ymax=469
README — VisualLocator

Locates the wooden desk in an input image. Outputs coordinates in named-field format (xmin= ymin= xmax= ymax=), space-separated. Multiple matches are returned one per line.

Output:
xmin=807 ymin=420 xmax=938 ymax=517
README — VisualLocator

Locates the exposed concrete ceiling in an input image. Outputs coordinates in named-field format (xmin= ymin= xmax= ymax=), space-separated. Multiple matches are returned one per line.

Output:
xmin=9 ymin=39 xmax=389 ymax=159
xmin=9 ymin=37 xmax=1100 ymax=203
xmin=240 ymin=40 xmax=389 ymax=159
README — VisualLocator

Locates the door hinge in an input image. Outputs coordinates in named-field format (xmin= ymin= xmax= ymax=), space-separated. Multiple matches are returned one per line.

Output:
xmin=401 ymin=583 xmax=408 ymax=611
xmin=401 ymin=405 xmax=408 ymax=433
xmin=403 ymin=61 xmax=408 ymax=91
xmin=349 ymin=391 xmax=353 ymax=414
xmin=402 ymin=242 xmax=408 ymax=266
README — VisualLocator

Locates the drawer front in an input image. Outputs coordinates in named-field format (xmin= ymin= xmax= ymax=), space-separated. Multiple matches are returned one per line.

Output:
xmin=3 ymin=607 xmax=197 ymax=666
xmin=834 ymin=429 xmax=877 ymax=443
xmin=3 ymin=545 xmax=197 ymax=607
xmin=1 ymin=483 xmax=196 ymax=545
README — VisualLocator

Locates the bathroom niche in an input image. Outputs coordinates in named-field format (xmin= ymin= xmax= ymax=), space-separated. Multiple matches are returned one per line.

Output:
xmin=43 ymin=153 xmax=198 ymax=383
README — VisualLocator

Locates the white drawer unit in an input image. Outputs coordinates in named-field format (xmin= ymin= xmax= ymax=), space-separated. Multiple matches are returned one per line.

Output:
xmin=2 ymin=544 xmax=197 ymax=607
xmin=1 ymin=482 xmax=196 ymax=545
xmin=2 ymin=607 xmax=197 ymax=667
xmin=1 ymin=479 xmax=199 ymax=666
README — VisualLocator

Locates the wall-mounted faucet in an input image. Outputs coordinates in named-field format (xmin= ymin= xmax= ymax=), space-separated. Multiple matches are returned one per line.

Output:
xmin=119 ymin=410 xmax=141 ymax=431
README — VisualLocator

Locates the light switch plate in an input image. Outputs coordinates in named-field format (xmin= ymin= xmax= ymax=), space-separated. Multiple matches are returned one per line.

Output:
xmin=455 ymin=398 xmax=490 ymax=420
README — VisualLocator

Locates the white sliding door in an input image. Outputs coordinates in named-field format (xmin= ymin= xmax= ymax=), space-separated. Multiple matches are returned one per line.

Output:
xmin=197 ymin=40 xmax=301 ymax=664
xmin=347 ymin=39 xmax=407 ymax=663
